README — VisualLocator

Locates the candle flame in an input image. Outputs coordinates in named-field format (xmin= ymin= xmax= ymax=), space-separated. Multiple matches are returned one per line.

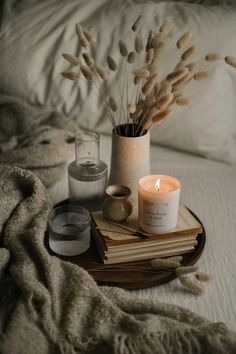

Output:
xmin=155 ymin=178 xmax=160 ymax=191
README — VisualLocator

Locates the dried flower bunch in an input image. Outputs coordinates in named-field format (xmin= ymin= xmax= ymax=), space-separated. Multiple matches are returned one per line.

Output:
xmin=150 ymin=256 xmax=210 ymax=295
xmin=87 ymin=255 xmax=210 ymax=296
xmin=62 ymin=16 xmax=236 ymax=137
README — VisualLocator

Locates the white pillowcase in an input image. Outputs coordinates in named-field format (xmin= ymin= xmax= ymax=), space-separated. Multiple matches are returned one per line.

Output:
xmin=0 ymin=0 xmax=236 ymax=164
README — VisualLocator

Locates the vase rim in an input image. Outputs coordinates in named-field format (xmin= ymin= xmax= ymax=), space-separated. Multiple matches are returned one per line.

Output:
xmin=112 ymin=123 xmax=149 ymax=138
xmin=105 ymin=184 xmax=131 ymax=199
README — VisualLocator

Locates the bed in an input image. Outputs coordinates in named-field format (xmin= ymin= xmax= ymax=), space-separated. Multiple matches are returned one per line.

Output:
xmin=0 ymin=0 xmax=236 ymax=352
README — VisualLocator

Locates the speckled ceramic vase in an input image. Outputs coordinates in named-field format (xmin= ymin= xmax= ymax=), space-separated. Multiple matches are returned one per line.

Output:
xmin=108 ymin=124 xmax=150 ymax=208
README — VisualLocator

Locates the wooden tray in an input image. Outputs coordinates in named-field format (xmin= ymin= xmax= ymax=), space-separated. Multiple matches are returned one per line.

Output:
xmin=46 ymin=207 xmax=205 ymax=290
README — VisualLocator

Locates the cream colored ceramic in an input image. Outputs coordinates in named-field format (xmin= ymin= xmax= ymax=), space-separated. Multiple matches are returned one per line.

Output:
xmin=108 ymin=126 xmax=150 ymax=208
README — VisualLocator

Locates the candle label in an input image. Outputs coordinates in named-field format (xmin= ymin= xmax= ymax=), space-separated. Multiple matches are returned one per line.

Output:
xmin=142 ymin=201 xmax=169 ymax=227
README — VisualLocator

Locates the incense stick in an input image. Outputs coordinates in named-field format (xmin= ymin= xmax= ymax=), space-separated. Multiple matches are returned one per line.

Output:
xmin=96 ymin=226 xmax=149 ymax=239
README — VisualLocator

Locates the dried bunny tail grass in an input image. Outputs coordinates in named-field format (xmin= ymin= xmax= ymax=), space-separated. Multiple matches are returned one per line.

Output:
xmin=127 ymin=51 xmax=136 ymax=64
xmin=159 ymin=22 xmax=172 ymax=35
xmin=147 ymin=63 xmax=156 ymax=75
xmin=151 ymin=34 xmax=162 ymax=50
xmin=172 ymin=73 xmax=191 ymax=90
xmin=145 ymin=108 xmax=156 ymax=122
xmin=132 ymin=15 xmax=143 ymax=32
xmin=128 ymin=103 xmax=136 ymax=114
xmin=95 ymin=64 xmax=110 ymax=80
xmin=177 ymin=32 xmax=193 ymax=49
xmin=157 ymin=93 xmax=174 ymax=110
xmin=142 ymin=73 xmax=157 ymax=96
xmin=83 ymin=28 xmax=96 ymax=43
xmin=157 ymin=81 xmax=169 ymax=99
xmin=166 ymin=68 xmax=189 ymax=85
xmin=109 ymin=96 xmax=118 ymax=112
xmin=62 ymin=53 xmax=80 ymax=66
xmin=146 ymin=48 xmax=154 ymax=64
xmin=175 ymin=266 xmax=198 ymax=277
xmin=205 ymin=53 xmax=221 ymax=62
xmin=152 ymin=42 xmax=165 ymax=64
xmin=119 ymin=39 xmax=128 ymax=57
xmin=145 ymin=94 xmax=155 ymax=107
xmin=76 ymin=24 xmax=89 ymax=48
xmin=175 ymin=97 xmax=192 ymax=106
xmin=150 ymin=258 xmax=180 ymax=269
xmin=155 ymin=31 xmax=168 ymax=43
xmin=134 ymin=76 xmax=143 ymax=85
xmin=146 ymin=30 xmax=154 ymax=51
xmin=131 ymin=99 xmax=145 ymax=119
xmin=195 ymin=272 xmax=210 ymax=282
xmin=181 ymin=46 xmax=198 ymax=61
xmin=61 ymin=70 xmax=80 ymax=81
xmin=134 ymin=35 xmax=144 ymax=53
xmin=194 ymin=70 xmax=209 ymax=80
xmin=80 ymin=65 xmax=94 ymax=80
xmin=133 ymin=68 xmax=150 ymax=78
xmin=185 ymin=62 xmax=196 ymax=72
xmin=172 ymin=88 xmax=183 ymax=98
xmin=153 ymin=83 xmax=159 ymax=99
xmin=145 ymin=103 xmax=157 ymax=117
xmin=152 ymin=109 xmax=172 ymax=124
xmin=167 ymin=256 xmax=183 ymax=262
xmin=225 ymin=56 xmax=236 ymax=68
xmin=82 ymin=53 xmax=94 ymax=67
xmin=107 ymin=56 xmax=117 ymax=71
xmin=179 ymin=276 xmax=203 ymax=295
xmin=140 ymin=117 xmax=153 ymax=133
xmin=136 ymin=70 xmax=153 ymax=85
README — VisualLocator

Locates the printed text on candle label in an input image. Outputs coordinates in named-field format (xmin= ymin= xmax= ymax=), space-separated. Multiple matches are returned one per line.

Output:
xmin=143 ymin=202 xmax=169 ymax=227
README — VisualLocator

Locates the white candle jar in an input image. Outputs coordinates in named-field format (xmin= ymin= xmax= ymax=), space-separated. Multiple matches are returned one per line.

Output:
xmin=138 ymin=175 xmax=181 ymax=234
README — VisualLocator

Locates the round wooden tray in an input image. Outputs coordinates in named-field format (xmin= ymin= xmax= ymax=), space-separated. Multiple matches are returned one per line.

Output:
xmin=46 ymin=208 xmax=206 ymax=290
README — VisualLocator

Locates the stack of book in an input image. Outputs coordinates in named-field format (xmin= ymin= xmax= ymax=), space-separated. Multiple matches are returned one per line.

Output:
xmin=91 ymin=204 xmax=202 ymax=264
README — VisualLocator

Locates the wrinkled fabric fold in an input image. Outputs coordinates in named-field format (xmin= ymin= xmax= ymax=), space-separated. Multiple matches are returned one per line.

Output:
xmin=0 ymin=95 xmax=76 ymax=188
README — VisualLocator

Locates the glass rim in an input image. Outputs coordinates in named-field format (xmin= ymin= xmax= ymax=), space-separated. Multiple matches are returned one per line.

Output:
xmin=75 ymin=129 xmax=99 ymax=143
xmin=48 ymin=204 xmax=91 ymax=228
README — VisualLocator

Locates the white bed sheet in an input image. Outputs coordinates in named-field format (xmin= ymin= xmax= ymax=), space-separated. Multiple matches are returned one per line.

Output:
xmin=49 ymin=135 xmax=236 ymax=332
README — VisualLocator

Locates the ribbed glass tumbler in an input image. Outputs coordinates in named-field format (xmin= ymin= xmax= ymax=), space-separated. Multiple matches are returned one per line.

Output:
xmin=48 ymin=204 xmax=91 ymax=256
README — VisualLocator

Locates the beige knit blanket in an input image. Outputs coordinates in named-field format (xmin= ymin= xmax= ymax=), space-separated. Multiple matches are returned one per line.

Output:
xmin=0 ymin=96 xmax=236 ymax=353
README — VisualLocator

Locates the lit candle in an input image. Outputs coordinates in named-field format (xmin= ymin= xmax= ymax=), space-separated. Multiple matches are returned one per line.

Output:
xmin=138 ymin=175 xmax=181 ymax=234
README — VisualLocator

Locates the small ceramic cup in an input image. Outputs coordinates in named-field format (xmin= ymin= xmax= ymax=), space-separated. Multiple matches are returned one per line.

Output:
xmin=102 ymin=185 xmax=133 ymax=222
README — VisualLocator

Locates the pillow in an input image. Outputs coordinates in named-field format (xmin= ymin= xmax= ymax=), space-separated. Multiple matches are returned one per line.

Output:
xmin=0 ymin=0 xmax=236 ymax=164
